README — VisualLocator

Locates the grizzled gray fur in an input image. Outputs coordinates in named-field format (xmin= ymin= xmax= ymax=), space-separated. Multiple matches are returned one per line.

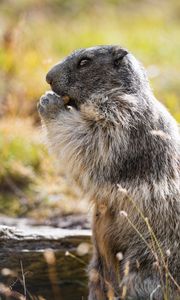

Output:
xmin=38 ymin=46 xmax=180 ymax=300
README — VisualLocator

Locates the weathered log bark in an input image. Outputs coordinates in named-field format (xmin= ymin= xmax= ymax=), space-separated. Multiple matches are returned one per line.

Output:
xmin=0 ymin=224 xmax=91 ymax=300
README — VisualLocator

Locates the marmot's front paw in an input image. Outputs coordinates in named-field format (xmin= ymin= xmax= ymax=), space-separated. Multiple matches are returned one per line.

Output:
xmin=37 ymin=91 xmax=64 ymax=120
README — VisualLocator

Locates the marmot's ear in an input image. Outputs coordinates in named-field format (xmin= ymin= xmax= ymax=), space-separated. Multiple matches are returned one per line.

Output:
xmin=113 ymin=47 xmax=128 ymax=67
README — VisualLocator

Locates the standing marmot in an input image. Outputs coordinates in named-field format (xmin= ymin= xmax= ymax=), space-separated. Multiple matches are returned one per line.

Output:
xmin=38 ymin=46 xmax=180 ymax=300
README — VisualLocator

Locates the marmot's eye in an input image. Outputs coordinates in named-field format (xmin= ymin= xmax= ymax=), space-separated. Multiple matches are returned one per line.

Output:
xmin=78 ymin=58 xmax=91 ymax=68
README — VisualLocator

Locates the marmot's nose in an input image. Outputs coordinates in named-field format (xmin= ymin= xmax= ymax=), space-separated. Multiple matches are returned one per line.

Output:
xmin=46 ymin=63 xmax=62 ymax=85
xmin=46 ymin=70 xmax=53 ymax=85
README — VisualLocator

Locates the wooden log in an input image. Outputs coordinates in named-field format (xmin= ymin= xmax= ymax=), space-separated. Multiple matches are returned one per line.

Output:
xmin=0 ymin=225 xmax=92 ymax=300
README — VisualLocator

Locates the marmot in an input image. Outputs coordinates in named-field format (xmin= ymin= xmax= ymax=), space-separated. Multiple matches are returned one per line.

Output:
xmin=38 ymin=46 xmax=180 ymax=300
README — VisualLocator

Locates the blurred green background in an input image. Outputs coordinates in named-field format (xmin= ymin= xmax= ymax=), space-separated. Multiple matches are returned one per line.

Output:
xmin=0 ymin=0 xmax=180 ymax=220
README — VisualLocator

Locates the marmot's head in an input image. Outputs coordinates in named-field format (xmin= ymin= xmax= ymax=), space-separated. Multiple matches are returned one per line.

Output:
xmin=46 ymin=45 xmax=150 ymax=108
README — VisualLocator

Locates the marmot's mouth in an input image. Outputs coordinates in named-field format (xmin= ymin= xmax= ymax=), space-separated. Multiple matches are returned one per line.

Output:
xmin=62 ymin=95 xmax=78 ymax=110
xmin=62 ymin=95 xmax=78 ymax=109
xmin=51 ymin=86 xmax=79 ymax=110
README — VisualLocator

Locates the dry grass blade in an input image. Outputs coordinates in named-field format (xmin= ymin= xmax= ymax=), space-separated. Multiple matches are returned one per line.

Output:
xmin=20 ymin=260 xmax=27 ymax=299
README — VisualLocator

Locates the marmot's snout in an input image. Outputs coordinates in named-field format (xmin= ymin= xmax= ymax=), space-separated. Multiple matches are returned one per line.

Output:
xmin=46 ymin=60 xmax=65 ymax=87
xmin=46 ymin=71 xmax=53 ymax=85
xmin=46 ymin=62 xmax=69 ymax=99
xmin=46 ymin=64 xmax=59 ymax=85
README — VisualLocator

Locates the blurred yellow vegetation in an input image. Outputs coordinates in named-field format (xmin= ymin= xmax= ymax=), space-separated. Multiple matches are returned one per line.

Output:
xmin=0 ymin=0 xmax=179 ymax=217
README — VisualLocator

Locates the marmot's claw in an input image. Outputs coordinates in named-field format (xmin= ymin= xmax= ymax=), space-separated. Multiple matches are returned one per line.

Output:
xmin=37 ymin=91 xmax=64 ymax=119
